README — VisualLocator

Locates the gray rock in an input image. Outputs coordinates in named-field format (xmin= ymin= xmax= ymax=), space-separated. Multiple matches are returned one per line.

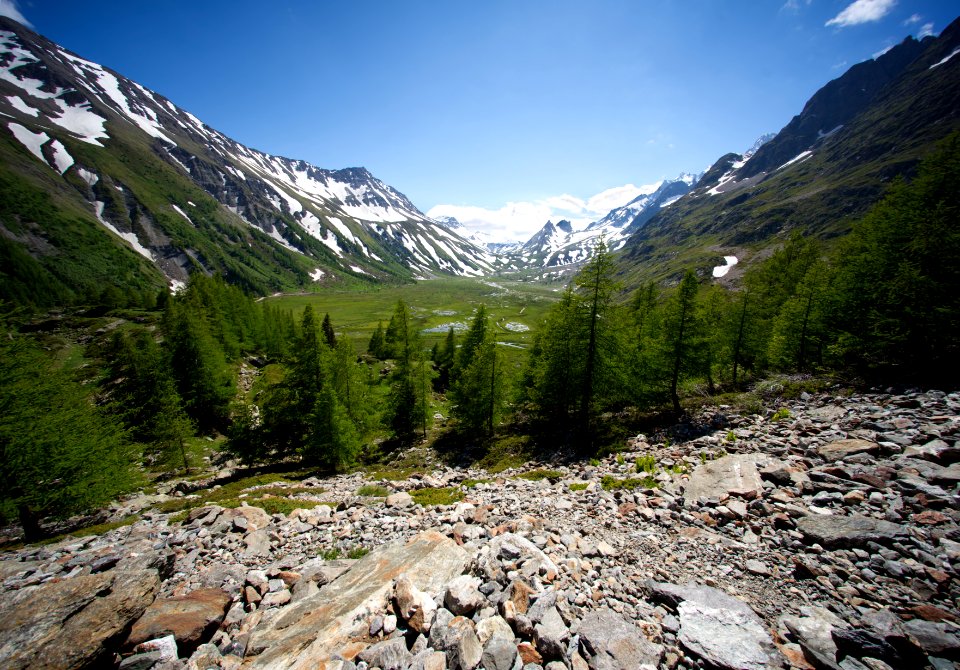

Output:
xmin=678 ymin=601 xmax=779 ymax=670
xmin=246 ymin=531 xmax=468 ymax=670
xmin=482 ymin=638 xmax=518 ymax=670
xmin=534 ymin=606 xmax=569 ymax=660
xmin=359 ymin=637 xmax=413 ymax=670
xmin=782 ymin=607 xmax=846 ymax=670
xmin=647 ymin=582 xmax=781 ymax=670
xmin=0 ymin=568 xmax=160 ymax=670
xmin=818 ymin=439 xmax=878 ymax=462
xmin=386 ymin=491 xmax=415 ymax=508
xmin=441 ymin=617 xmax=482 ymax=670
xmin=901 ymin=619 xmax=960 ymax=657
xmin=578 ymin=607 xmax=663 ymax=670
xmin=445 ymin=575 xmax=485 ymax=616
xmin=796 ymin=514 xmax=909 ymax=549
xmin=242 ymin=529 xmax=272 ymax=558
xmin=684 ymin=454 xmax=767 ymax=503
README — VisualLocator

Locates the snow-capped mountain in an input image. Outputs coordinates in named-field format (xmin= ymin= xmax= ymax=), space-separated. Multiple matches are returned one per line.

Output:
xmin=0 ymin=17 xmax=492 ymax=298
xmin=502 ymin=174 xmax=700 ymax=270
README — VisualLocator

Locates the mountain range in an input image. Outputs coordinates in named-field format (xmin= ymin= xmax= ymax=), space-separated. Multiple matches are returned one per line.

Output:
xmin=0 ymin=16 xmax=494 ymax=305
xmin=2 ymin=15 xmax=959 ymax=306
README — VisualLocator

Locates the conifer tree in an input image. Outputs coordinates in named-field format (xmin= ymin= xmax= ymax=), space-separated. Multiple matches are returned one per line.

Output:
xmin=368 ymin=321 xmax=387 ymax=359
xmin=433 ymin=326 xmax=457 ymax=391
xmin=450 ymin=307 xmax=506 ymax=436
xmin=663 ymin=270 xmax=700 ymax=415
xmin=385 ymin=299 xmax=429 ymax=441
xmin=322 ymin=312 xmax=337 ymax=348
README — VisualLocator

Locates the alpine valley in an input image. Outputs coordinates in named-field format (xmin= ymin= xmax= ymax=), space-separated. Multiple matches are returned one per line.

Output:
xmin=2 ymin=16 xmax=960 ymax=301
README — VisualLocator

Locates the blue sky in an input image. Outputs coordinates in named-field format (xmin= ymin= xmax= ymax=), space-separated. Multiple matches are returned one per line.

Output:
xmin=4 ymin=1 xmax=956 ymax=241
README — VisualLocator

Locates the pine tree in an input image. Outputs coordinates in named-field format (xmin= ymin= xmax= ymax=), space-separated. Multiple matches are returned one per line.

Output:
xmin=322 ymin=312 xmax=337 ymax=348
xmin=385 ymin=299 xmax=428 ymax=441
xmin=433 ymin=326 xmax=457 ymax=391
xmin=368 ymin=321 xmax=387 ymax=359
xmin=450 ymin=307 xmax=507 ymax=436
xmin=663 ymin=270 xmax=700 ymax=415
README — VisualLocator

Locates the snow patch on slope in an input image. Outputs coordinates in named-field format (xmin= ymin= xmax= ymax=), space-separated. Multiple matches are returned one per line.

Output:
xmin=93 ymin=201 xmax=155 ymax=261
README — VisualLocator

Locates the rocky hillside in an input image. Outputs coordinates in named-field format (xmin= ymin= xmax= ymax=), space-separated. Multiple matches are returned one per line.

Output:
xmin=2 ymin=389 xmax=958 ymax=669
xmin=0 ymin=17 xmax=493 ymax=304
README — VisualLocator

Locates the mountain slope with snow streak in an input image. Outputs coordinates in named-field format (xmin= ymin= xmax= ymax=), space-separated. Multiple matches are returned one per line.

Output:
xmin=0 ymin=17 xmax=492 ymax=299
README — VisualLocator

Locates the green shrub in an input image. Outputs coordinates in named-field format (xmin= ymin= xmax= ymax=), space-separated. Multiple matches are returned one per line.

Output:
xmin=409 ymin=487 xmax=464 ymax=506
xmin=635 ymin=455 xmax=657 ymax=474
xmin=601 ymin=475 xmax=657 ymax=491
xmin=516 ymin=469 xmax=563 ymax=481
xmin=347 ymin=547 xmax=370 ymax=559
xmin=771 ymin=407 xmax=791 ymax=422
xmin=569 ymin=482 xmax=588 ymax=491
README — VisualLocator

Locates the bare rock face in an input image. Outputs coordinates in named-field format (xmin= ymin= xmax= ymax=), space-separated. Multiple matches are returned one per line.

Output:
xmin=244 ymin=530 xmax=469 ymax=669
xmin=125 ymin=587 xmax=232 ymax=655
xmin=0 ymin=568 xmax=159 ymax=670
xmin=684 ymin=453 xmax=767 ymax=503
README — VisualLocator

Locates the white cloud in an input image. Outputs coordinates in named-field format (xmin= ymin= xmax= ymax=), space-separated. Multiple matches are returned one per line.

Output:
xmin=0 ymin=0 xmax=32 ymax=27
xmin=918 ymin=22 xmax=935 ymax=38
xmin=427 ymin=183 xmax=659 ymax=243
xmin=904 ymin=13 xmax=922 ymax=25
xmin=825 ymin=0 xmax=896 ymax=28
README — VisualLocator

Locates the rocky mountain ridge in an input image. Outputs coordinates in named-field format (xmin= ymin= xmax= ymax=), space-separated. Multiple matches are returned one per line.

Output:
xmin=2 ymin=389 xmax=958 ymax=669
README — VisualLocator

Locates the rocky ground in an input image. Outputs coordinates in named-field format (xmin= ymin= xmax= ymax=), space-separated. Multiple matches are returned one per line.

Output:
xmin=1 ymin=389 xmax=959 ymax=670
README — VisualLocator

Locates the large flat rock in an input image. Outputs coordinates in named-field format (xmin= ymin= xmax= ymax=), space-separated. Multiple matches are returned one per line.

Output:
xmin=796 ymin=514 xmax=909 ymax=549
xmin=0 ymin=568 xmax=159 ymax=670
xmin=245 ymin=530 xmax=469 ymax=670
xmin=684 ymin=453 xmax=767 ymax=503
xmin=646 ymin=582 xmax=781 ymax=670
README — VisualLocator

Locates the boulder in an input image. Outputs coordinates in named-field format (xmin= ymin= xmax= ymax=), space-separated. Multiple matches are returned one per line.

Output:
xmin=577 ymin=607 xmax=663 ymax=670
xmin=445 ymin=575 xmax=485 ymax=616
xmin=358 ymin=637 xmax=413 ymax=670
xmin=0 ymin=568 xmax=159 ymax=670
xmin=781 ymin=606 xmax=846 ymax=670
xmin=646 ymin=582 xmax=781 ymax=670
xmin=684 ymin=454 xmax=766 ymax=503
xmin=395 ymin=574 xmax=438 ymax=633
xmin=245 ymin=531 xmax=468 ymax=669
xmin=126 ymin=587 xmax=232 ymax=655
xmin=817 ymin=439 xmax=878 ymax=462
xmin=796 ymin=514 xmax=909 ymax=549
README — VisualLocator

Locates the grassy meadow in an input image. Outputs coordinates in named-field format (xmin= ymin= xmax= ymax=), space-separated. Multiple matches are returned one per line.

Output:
xmin=266 ymin=277 xmax=562 ymax=361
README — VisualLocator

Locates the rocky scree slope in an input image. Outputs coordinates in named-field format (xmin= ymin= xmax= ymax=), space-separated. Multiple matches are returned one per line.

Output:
xmin=1 ymin=389 xmax=959 ymax=669
xmin=0 ymin=17 xmax=493 ymax=300
xmin=618 ymin=17 xmax=960 ymax=285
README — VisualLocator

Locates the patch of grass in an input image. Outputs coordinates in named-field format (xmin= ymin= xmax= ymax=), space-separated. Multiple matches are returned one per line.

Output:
xmin=601 ymin=475 xmax=658 ymax=491
xmin=635 ymin=455 xmax=657 ymax=474
xmin=409 ymin=487 xmax=464 ymax=506
xmin=516 ymin=469 xmax=563 ymax=481
xmin=18 ymin=515 xmax=141 ymax=548
xmin=667 ymin=463 xmax=688 ymax=475
xmin=569 ymin=482 xmax=588 ymax=491
xmin=771 ymin=407 xmax=791 ymax=422
xmin=589 ymin=458 xmax=601 ymax=467
xmin=347 ymin=547 xmax=370 ymax=559
xmin=462 ymin=478 xmax=491 ymax=488
xmin=357 ymin=484 xmax=390 ymax=497
xmin=319 ymin=547 xmax=341 ymax=560
xmin=725 ymin=430 xmax=737 ymax=443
